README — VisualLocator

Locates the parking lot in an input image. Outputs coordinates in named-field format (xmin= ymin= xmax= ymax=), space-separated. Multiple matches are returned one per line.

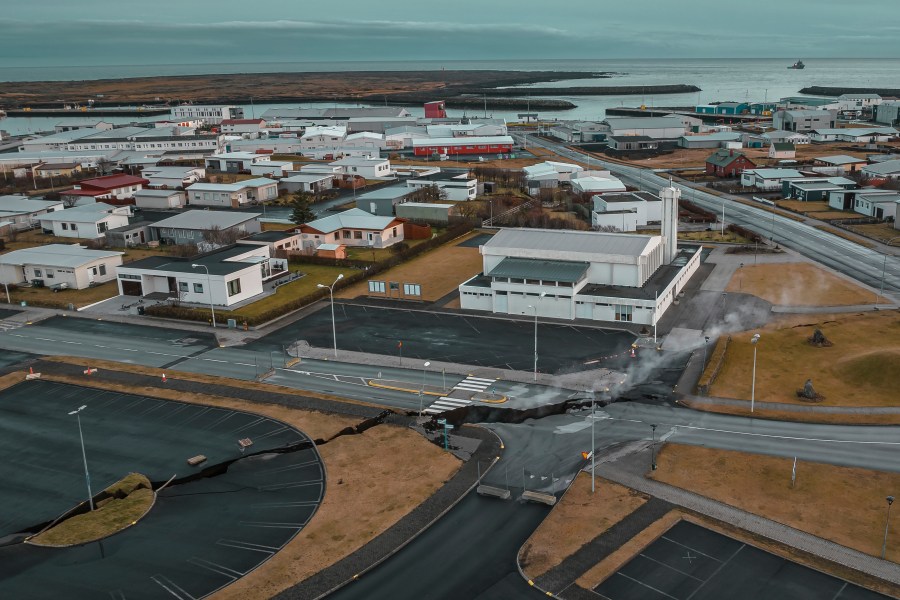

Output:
xmin=0 ymin=380 xmax=324 ymax=599
xmin=247 ymin=303 xmax=636 ymax=374
xmin=595 ymin=520 xmax=890 ymax=600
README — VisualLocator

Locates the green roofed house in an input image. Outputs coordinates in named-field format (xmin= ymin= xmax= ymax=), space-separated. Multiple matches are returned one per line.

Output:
xmin=705 ymin=149 xmax=756 ymax=178
xmin=769 ymin=142 xmax=796 ymax=160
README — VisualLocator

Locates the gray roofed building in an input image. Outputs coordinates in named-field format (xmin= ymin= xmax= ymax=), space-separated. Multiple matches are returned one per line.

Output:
xmin=150 ymin=210 xmax=261 ymax=231
xmin=0 ymin=244 xmax=123 ymax=289
xmin=486 ymin=257 xmax=589 ymax=283
xmin=484 ymin=227 xmax=656 ymax=259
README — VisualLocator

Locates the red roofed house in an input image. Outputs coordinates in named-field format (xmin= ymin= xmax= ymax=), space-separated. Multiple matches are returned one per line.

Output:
xmin=705 ymin=149 xmax=757 ymax=178
xmin=220 ymin=119 xmax=267 ymax=135
xmin=63 ymin=174 xmax=149 ymax=204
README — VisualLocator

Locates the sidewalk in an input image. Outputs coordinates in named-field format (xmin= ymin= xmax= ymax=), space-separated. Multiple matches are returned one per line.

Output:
xmin=680 ymin=393 xmax=900 ymax=415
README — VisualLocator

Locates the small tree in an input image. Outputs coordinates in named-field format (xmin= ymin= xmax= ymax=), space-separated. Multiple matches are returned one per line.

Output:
xmin=289 ymin=192 xmax=316 ymax=225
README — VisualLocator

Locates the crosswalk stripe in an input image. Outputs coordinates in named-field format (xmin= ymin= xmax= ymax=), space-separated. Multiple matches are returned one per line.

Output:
xmin=431 ymin=399 xmax=471 ymax=408
xmin=465 ymin=377 xmax=495 ymax=383
xmin=424 ymin=408 xmax=443 ymax=414
xmin=454 ymin=384 xmax=486 ymax=391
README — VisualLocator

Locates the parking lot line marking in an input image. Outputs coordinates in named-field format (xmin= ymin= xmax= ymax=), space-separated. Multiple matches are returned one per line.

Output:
xmin=659 ymin=535 xmax=724 ymax=563
xmin=150 ymin=575 xmax=196 ymax=600
xmin=613 ymin=572 xmax=680 ymax=600
xmin=637 ymin=552 xmax=705 ymax=582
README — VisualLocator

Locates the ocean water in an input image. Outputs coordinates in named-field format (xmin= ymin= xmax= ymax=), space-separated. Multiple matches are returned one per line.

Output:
xmin=2 ymin=58 xmax=898 ymax=135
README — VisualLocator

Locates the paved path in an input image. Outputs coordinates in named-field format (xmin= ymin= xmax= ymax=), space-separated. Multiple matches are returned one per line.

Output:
xmin=772 ymin=303 xmax=897 ymax=313
xmin=680 ymin=393 xmax=900 ymax=415
xmin=596 ymin=449 xmax=900 ymax=587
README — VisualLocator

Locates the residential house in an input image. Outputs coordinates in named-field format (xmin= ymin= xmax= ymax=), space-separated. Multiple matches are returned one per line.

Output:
xmin=133 ymin=189 xmax=185 ymax=210
xmin=342 ymin=132 xmax=387 ymax=154
xmin=395 ymin=202 xmax=458 ymax=224
xmin=602 ymin=116 xmax=686 ymax=139
xmin=523 ymin=161 xmax=585 ymax=189
xmin=406 ymin=171 xmax=478 ymax=201
xmin=762 ymin=130 xmax=811 ymax=145
xmin=853 ymin=192 xmax=899 ymax=220
xmin=33 ymin=162 xmax=82 ymax=178
xmin=220 ymin=119 xmax=267 ymax=135
xmin=117 ymin=244 xmax=286 ymax=307
xmin=278 ymin=173 xmax=334 ymax=194
xmin=705 ymin=149 xmax=756 ymax=178
xmin=185 ymin=178 xmax=278 ymax=208
xmin=0 ymin=244 xmax=122 ymax=289
xmin=237 ymin=230 xmax=304 ymax=255
xmin=678 ymin=133 xmax=742 ymax=149
xmin=298 ymin=208 xmax=405 ymax=251
xmin=249 ymin=161 xmax=295 ymax=178
xmin=148 ymin=210 xmax=262 ymax=245
xmin=329 ymin=156 xmax=392 ymax=179
xmin=457 ymin=225 xmax=701 ymax=325
xmin=0 ymin=195 xmax=65 ymax=231
xmin=592 ymin=191 xmax=662 ymax=232
xmin=773 ymin=109 xmax=837 ymax=132
xmin=740 ymin=168 xmax=804 ymax=190
xmin=142 ymin=166 xmax=205 ymax=189
xmin=813 ymin=155 xmax=869 ymax=174
xmin=64 ymin=173 xmax=149 ymax=203
xmin=357 ymin=187 xmax=417 ymax=217
xmin=838 ymin=93 xmax=882 ymax=109
xmin=571 ymin=174 xmax=627 ymax=196
xmin=204 ymin=151 xmax=271 ymax=174
xmin=784 ymin=178 xmax=856 ymax=202
xmin=769 ymin=142 xmax=796 ymax=160
xmin=828 ymin=188 xmax=893 ymax=211
xmin=861 ymin=159 xmax=900 ymax=180
xmin=607 ymin=136 xmax=659 ymax=152
xmin=38 ymin=202 xmax=131 ymax=239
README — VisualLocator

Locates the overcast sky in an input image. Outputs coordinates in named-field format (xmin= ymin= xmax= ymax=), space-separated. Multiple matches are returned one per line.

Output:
xmin=4 ymin=0 xmax=899 ymax=66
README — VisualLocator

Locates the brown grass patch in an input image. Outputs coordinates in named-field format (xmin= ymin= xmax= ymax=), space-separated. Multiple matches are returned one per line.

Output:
xmin=776 ymin=200 xmax=831 ymax=213
xmin=806 ymin=211 xmax=861 ymax=220
xmin=708 ymin=310 xmax=900 ymax=406
xmin=519 ymin=473 xmax=647 ymax=579
xmin=679 ymin=397 xmax=900 ymax=425
xmin=336 ymin=230 xmax=484 ymax=301
xmin=679 ymin=230 xmax=752 ymax=243
xmin=725 ymin=262 xmax=875 ymax=306
xmin=213 ymin=425 xmax=460 ymax=600
xmin=651 ymin=444 xmax=900 ymax=562
xmin=845 ymin=222 xmax=900 ymax=243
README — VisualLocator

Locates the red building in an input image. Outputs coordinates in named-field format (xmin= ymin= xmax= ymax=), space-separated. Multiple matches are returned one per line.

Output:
xmin=412 ymin=136 xmax=514 ymax=157
xmin=424 ymin=101 xmax=447 ymax=118
xmin=705 ymin=149 xmax=757 ymax=178
xmin=64 ymin=174 xmax=150 ymax=204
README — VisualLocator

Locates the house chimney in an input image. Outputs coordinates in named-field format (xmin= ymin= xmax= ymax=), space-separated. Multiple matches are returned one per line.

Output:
xmin=729 ymin=149 xmax=734 ymax=156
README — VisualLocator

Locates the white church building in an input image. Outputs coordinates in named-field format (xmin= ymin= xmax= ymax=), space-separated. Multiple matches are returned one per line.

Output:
xmin=459 ymin=185 xmax=700 ymax=325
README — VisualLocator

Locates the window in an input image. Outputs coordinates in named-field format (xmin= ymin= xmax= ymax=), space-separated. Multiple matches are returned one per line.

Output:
xmin=368 ymin=281 xmax=385 ymax=293
xmin=615 ymin=304 xmax=633 ymax=322
xmin=71 ymin=223 xmax=78 ymax=230
xmin=392 ymin=227 xmax=397 ymax=237
xmin=342 ymin=230 xmax=351 ymax=239
xmin=354 ymin=231 xmax=363 ymax=239
xmin=97 ymin=222 xmax=108 ymax=234
xmin=193 ymin=283 xmax=203 ymax=293
xmin=403 ymin=284 xmax=421 ymax=297
xmin=45 ymin=269 xmax=54 ymax=279
xmin=34 ymin=269 xmax=42 ymax=277
xmin=179 ymin=281 xmax=189 ymax=292
xmin=99 ymin=264 xmax=106 ymax=276
xmin=227 ymin=278 xmax=242 ymax=297
xmin=61 ymin=223 xmax=69 ymax=230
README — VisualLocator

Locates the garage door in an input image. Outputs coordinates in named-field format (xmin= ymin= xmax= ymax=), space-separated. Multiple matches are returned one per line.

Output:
xmin=121 ymin=280 xmax=143 ymax=296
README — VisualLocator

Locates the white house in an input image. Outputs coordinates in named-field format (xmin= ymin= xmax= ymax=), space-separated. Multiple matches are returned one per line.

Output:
xmin=329 ymin=156 xmax=391 ymax=179
xmin=571 ymin=174 xmax=627 ymax=195
xmin=0 ymin=195 xmax=65 ymax=231
xmin=249 ymin=161 xmax=295 ymax=177
xmin=862 ymin=159 xmax=900 ymax=180
xmin=117 ymin=244 xmax=286 ymax=307
xmin=602 ymin=116 xmax=686 ymax=139
xmin=762 ymin=130 xmax=811 ymax=145
xmin=592 ymin=191 xmax=662 ymax=232
xmin=39 ymin=203 xmax=131 ymax=240
xmin=142 ymin=166 xmax=205 ymax=189
xmin=278 ymin=173 xmax=335 ymax=194
xmin=809 ymin=127 xmax=897 ymax=143
xmin=342 ymin=132 xmax=387 ymax=154
xmin=838 ymin=93 xmax=882 ymax=109
xmin=768 ymin=142 xmax=796 ymax=160
xmin=298 ymin=208 xmax=405 ymax=251
xmin=854 ymin=192 xmax=900 ymax=219
xmin=133 ymin=189 xmax=185 ymax=210
xmin=0 ymin=244 xmax=122 ymax=289
xmin=185 ymin=178 xmax=279 ymax=208
xmin=406 ymin=172 xmax=478 ymax=201
xmin=148 ymin=210 xmax=261 ymax=245
xmin=299 ymin=126 xmax=348 ymax=158
xmin=458 ymin=224 xmax=700 ymax=325
xmin=220 ymin=119 xmax=267 ymax=135
xmin=204 ymin=152 xmax=271 ymax=173
xmin=740 ymin=168 xmax=804 ymax=190
xmin=523 ymin=161 xmax=585 ymax=188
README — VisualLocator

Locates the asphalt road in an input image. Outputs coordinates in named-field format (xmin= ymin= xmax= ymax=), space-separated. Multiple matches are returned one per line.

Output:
xmin=524 ymin=135 xmax=900 ymax=295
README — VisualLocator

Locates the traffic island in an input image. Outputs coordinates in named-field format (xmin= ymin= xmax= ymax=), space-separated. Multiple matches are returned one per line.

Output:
xmin=28 ymin=473 xmax=154 ymax=547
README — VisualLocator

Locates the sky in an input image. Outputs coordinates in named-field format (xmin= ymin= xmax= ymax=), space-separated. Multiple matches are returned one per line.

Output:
xmin=3 ymin=0 xmax=900 ymax=66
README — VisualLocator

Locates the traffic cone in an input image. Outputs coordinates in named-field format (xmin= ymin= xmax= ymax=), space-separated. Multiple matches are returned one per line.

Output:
xmin=630 ymin=347 xmax=636 ymax=358
xmin=161 ymin=373 xmax=167 ymax=383
xmin=29 ymin=367 xmax=33 ymax=374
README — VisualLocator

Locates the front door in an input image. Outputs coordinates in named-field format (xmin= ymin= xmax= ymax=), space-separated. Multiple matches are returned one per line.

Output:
xmin=167 ymin=277 xmax=178 ymax=294
xmin=367 ymin=232 xmax=375 ymax=245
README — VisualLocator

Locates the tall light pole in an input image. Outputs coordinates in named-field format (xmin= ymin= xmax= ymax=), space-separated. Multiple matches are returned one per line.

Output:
xmin=750 ymin=333 xmax=761 ymax=413
xmin=68 ymin=405 xmax=94 ymax=511
xmin=876 ymin=237 xmax=899 ymax=308
xmin=703 ymin=335 xmax=711 ymax=368
xmin=190 ymin=263 xmax=216 ymax=328
xmin=883 ymin=496 xmax=895 ymax=559
xmin=590 ymin=390 xmax=596 ymax=493
xmin=527 ymin=292 xmax=547 ymax=382
xmin=317 ymin=273 xmax=344 ymax=358
xmin=650 ymin=424 xmax=658 ymax=471
xmin=418 ymin=361 xmax=431 ymax=415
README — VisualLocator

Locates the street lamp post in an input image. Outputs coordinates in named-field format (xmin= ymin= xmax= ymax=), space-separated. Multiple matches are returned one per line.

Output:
xmin=317 ymin=273 xmax=344 ymax=358
xmin=190 ymin=264 xmax=216 ymax=328
xmin=750 ymin=333 xmax=761 ymax=413
xmin=703 ymin=335 xmax=711 ymax=368
xmin=590 ymin=391 xmax=596 ymax=493
xmin=650 ymin=423 xmax=658 ymax=471
xmin=527 ymin=293 xmax=547 ymax=382
xmin=68 ymin=405 xmax=94 ymax=511
xmin=419 ymin=361 xmax=431 ymax=415
xmin=883 ymin=495 xmax=895 ymax=559
xmin=876 ymin=237 xmax=900 ymax=308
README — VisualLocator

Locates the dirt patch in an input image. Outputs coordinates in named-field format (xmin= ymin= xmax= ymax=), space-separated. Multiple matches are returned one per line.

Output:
xmin=844 ymin=222 xmax=900 ymax=243
xmin=650 ymin=444 xmax=900 ymax=563
xmin=519 ymin=473 xmax=647 ymax=579
xmin=708 ymin=310 xmax=900 ymax=407
xmin=806 ymin=210 xmax=861 ymax=220
xmin=213 ymin=425 xmax=460 ymax=600
xmin=336 ymin=230 xmax=484 ymax=301
xmin=725 ymin=262 xmax=875 ymax=306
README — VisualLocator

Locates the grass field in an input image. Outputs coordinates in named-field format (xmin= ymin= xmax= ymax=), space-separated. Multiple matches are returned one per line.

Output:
xmin=845 ymin=222 xmax=900 ymax=243
xmin=776 ymin=200 xmax=832 ymax=213
xmin=651 ymin=444 xmax=900 ymax=562
xmin=30 ymin=473 xmax=154 ymax=546
xmin=815 ymin=224 xmax=876 ymax=249
xmin=725 ymin=262 xmax=875 ymax=306
xmin=8 ymin=280 xmax=119 ymax=308
xmin=707 ymin=310 xmax=900 ymax=406
xmin=336 ymin=230 xmax=485 ymax=302
xmin=519 ymin=473 xmax=647 ymax=579
xmin=679 ymin=230 xmax=752 ymax=244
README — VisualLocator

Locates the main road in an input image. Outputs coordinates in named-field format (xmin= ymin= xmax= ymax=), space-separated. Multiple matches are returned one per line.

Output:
xmin=523 ymin=134 xmax=900 ymax=296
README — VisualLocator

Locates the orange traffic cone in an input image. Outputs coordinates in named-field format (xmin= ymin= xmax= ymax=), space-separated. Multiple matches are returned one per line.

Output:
xmin=161 ymin=373 xmax=167 ymax=383
xmin=29 ymin=367 xmax=33 ymax=374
